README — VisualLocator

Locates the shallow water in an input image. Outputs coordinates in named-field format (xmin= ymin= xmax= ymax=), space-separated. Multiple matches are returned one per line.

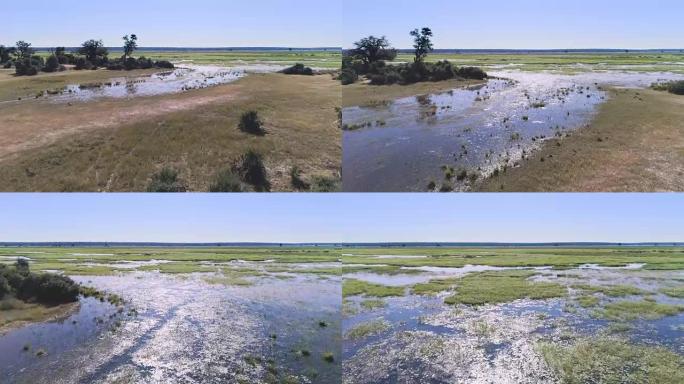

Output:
xmin=0 ymin=269 xmax=341 ymax=384
xmin=40 ymin=65 xmax=245 ymax=103
xmin=342 ymin=268 xmax=684 ymax=383
xmin=342 ymin=70 xmax=684 ymax=192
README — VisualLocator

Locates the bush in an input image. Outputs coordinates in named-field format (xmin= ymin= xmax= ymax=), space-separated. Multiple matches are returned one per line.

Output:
xmin=155 ymin=60 xmax=174 ymax=69
xmin=232 ymin=150 xmax=271 ymax=192
xmin=124 ymin=57 xmax=138 ymax=70
xmin=3 ymin=61 xmax=12 ymax=69
xmin=19 ymin=273 xmax=80 ymax=304
xmin=310 ymin=176 xmax=341 ymax=192
xmin=0 ymin=261 xmax=80 ymax=304
xmin=74 ymin=57 xmax=93 ymax=70
xmin=0 ymin=275 xmax=9 ymax=299
xmin=43 ymin=55 xmax=60 ymax=73
xmin=669 ymin=81 xmax=684 ymax=95
xmin=209 ymin=169 xmax=245 ymax=192
xmin=339 ymin=68 xmax=358 ymax=85
xmin=146 ymin=167 xmax=188 ymax=192
xmin=137 ymin=57 xmax=153 ymax=69
xmin=238 ymin=111 xmax=266 ymax=135
xmin=290 ymin=166 xmax=310 ymax=190
xmin=14 ymin=59 xmax=39 ymax=76
xmin=457 ymin=66 xmax=488 ymax=80
xmin=281 ymin=63 xmax=313 ymax=75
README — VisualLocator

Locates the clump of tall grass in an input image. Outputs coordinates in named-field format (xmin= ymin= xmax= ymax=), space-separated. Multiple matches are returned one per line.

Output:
xmin=232 ymin=150 xmax=271 ymax=192
xmin=238 ymin=111 xmax=267 ymax=136
xmin=146 ymin=167 xmax=187 ymax=192
xmin=209 ymin=169 xmax=245 ymax=192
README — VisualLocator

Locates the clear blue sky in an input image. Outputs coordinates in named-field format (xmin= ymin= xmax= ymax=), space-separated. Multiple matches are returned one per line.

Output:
xmin=3 ymin=0 xmax=341 ymax=47
xmin=343 ymin=0 xmax=684 ymax=49
xmin=0 ymin=194 xmax=681 ymax=243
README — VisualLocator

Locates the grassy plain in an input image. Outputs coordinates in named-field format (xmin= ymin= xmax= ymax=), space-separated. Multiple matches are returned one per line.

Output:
xmin=0 ymin=71 xmax=340 ymax=192
xmin=392 ymin=52 xmax=684 ymax=73
xmin=340 ymin=247 xmax=684 ymax=270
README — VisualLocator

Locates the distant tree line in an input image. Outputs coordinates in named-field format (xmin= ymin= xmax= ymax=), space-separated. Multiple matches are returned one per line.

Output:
xmin=0 ymin=35 xmax=174 ymax=77
xmin=341 ymin=28 xmax=487 ymax=85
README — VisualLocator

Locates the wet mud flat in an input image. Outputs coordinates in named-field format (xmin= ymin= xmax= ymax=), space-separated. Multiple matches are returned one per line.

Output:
xmin=342 ymin=71 xmax=684 ymax=192
xmin=342 ymin=264 xmax=684 ymax=384
xmin=0 ymin=267 xmax=341 ymax=384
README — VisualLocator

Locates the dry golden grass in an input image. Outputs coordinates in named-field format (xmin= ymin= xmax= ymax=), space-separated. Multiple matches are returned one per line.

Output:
xmin=342 ymin=78 xmax=485 ymax=107
xmin=0 ymin=73 xmax=340 ymax=192
xmin=477 ymin=88 xmax=684 ymax=192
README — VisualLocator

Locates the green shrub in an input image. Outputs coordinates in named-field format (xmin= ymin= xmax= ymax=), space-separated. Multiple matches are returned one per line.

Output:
xmin=669 ymin=81 xmax=684 ymax=95
xmin=0 ymin=261 xmax=80 ymax=304
xmin=238 ymin=111 xmax=266 ymax=136
xmin=43 ymin=55 xmax=60 ymax=73
xmin=146 ymin=167 xmax=187 ymax=192
xmin=281 ymin=63 xmax=313 ymax=75
xmin=457 ymin=66 xmax=488 ymax=80
xmin=339 ymin=68 xmax=358 ymax=85
xmin=74 ymin=57 xmax=93 ymax=70
xmin=290 ymin=166 xmax=310 ymax=191
xmin=209 ymin=169 xmax=245 ymax=192
xmin=232 ymin=150 xmax=271 ymax=192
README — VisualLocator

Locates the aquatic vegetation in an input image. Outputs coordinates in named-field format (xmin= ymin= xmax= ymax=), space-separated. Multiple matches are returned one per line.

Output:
xmin=660 ymin=286 xmax=684 ymax=298
xmin=203 ymin=273 xmax=253 ymax=287
xmin=538 ymin=338 xmax=684 ymax=384
xmin=360 ymin=299 xmax=387 ymax=310
xmin=322 ymin=352 xmax=335 ymax=363
xmin=345 ymin=319 xmax=390 ymax=340
xmin=576 ymin=295 xmax=600 ymax=308
xmin=342 ymin=279 xmax=405 ymax=297
xmin=443 ymin=271 xmax=567 ymax=306
xmin=596 ymin=300 xmax=684 ymax=321
xmin=572 ymin=284 xmax=646 ymax=297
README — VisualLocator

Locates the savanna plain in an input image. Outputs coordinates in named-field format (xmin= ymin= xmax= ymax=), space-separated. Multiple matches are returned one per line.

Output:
xmin=0 ymin=42 xmax=341 ymax=192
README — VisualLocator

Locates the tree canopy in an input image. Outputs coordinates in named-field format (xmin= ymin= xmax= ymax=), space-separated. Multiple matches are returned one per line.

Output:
xmin=410 ymin=27 xmax=434 ymax=62
xmin=351 ymin=35 xmax=397 ymax=65
xmin=123 ymin=34 xmax=138 ymax=59
xmin=78 ymin=39 xmax=109 ymax=65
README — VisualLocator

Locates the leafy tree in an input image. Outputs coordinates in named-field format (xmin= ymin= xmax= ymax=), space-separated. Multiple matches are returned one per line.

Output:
xmin=351 ymin=36 xmax=397 ymax=65
xmin=44 ymin=55 xmax=60 ymax=72
xmin=0 ymin=45 xmax=15 ymax=63
xmin=410 ymin=27 xmax=434 ymax=63
xmin=78 ymin=39 xmax=108 ymax=66
xmin=15 ymin=41 xmax=34 ymax=60
xmin=122 ymin=34 xmax=138 ymax=60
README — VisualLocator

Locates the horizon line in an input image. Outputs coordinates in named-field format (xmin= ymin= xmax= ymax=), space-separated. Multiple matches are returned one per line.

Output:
xmin=1 ymin=241 xmax=682 ymax=247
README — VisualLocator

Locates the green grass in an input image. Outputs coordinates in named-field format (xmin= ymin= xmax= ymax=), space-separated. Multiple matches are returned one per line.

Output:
xmin=576 ymin=295 xmax=600 ymax=308
xmin=411 ymin=278 xmax=459 ymax=295
xmin=538 ymin=338 xmax=684 ymax=384
xmin=390 ymin=52 xmax=684 ymax=74
xmin=344 ymin=319 xmax=390 ymax=340
xmin=360 ymin=299 xmax=387 ymax=310
xmin=572 ymin=284 xmax=647 ymax=297
xmin=595 ymin=300 xmax=684 ymax=321
xmin=342 ymin=279 xmax=405 ymax=298
xmin=339 ymin=247 xmax=684 ymax=270
xmin=660 ymin=286 xmax=684 ymax=298
xmin=441 ymin=271 xmax=567 ymax=306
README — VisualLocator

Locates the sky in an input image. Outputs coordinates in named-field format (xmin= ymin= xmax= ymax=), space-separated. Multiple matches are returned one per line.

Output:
xmin=343 ymin=0 xmax=684 ymax=49
xmin=2 ymin=0 xmax=341 ymax=47
xmin=0 ymin=194 xmax=682 ymax=243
